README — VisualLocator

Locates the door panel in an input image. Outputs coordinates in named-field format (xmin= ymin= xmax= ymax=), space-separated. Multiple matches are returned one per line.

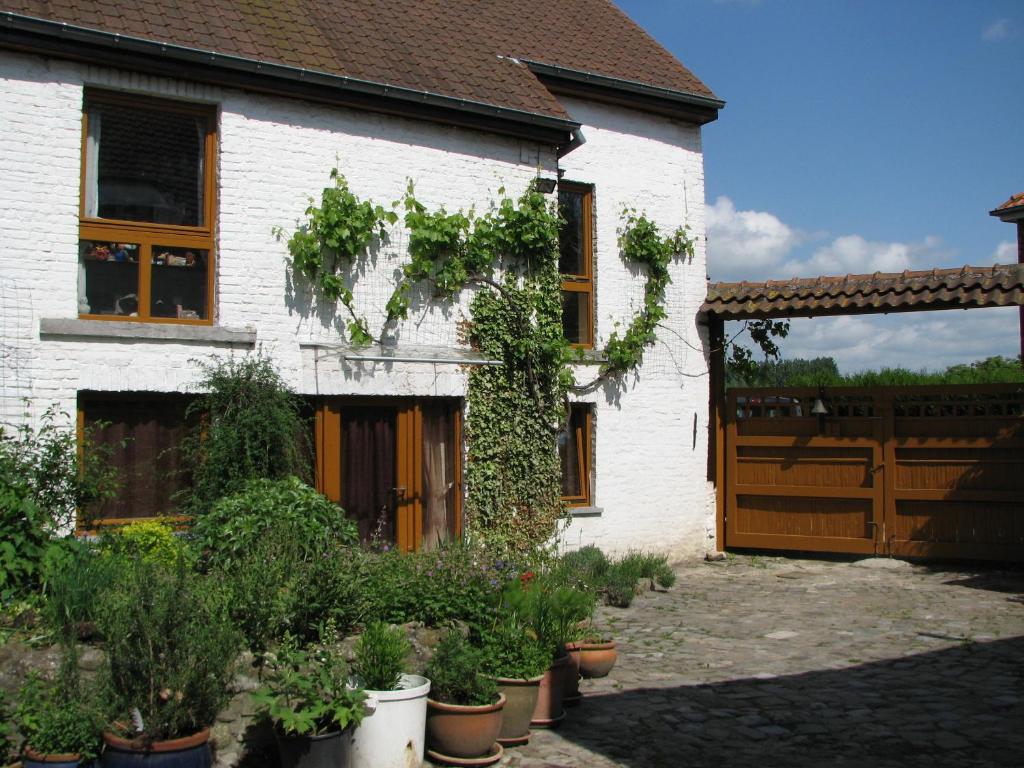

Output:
xmin=340 ymin=406 xmax=397 ymax=544
xmin=316 ymin=398 xmax=461 ymax=551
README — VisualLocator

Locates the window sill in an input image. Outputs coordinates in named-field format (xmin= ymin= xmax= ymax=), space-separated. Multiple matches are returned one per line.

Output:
xmin=40 ymin=318 xmax=256 ymax=345
xmin=567 ymin=506 xmax=603 ymax=518
xmin=568 ymin=349 xmax=606 ymax=365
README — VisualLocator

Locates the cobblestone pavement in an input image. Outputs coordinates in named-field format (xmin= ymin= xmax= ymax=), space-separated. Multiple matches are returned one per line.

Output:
xmin=466 ymin=554 xmax=1024 ymax=768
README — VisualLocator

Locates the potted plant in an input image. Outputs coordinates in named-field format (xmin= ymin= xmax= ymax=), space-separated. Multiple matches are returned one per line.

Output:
xmin=13 ymin=665 xmax=101 ymax=768
xmin=95 ymin=556 xmax=240 ymax=767
xmin=253 ymin=629 xmax=366 ymax=768
xmin=424 ymin=631 xmax=505 ymax=766
xmin=480 ymin=615 xmax=550 ymax=746
xmin=578 ymin=627 xmax=619 ymax=679
xmin=503 ymin=573 xmax=591 ymax=728
xmin=349 ymin=622 xmax=430 ymax=768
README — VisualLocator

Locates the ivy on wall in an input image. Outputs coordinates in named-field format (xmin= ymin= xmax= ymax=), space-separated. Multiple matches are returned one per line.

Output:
xmin=280 ymin=170 xmax=693 ymax=554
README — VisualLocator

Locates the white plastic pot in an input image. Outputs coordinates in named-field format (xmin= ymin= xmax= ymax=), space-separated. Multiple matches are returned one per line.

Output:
xmin=351 ymin=674 xmax=430 ymax=768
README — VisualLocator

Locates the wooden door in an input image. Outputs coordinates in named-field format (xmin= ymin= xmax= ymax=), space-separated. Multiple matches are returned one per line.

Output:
xmin=725 ymin=389 xmax=884 ymax=555
xmin=721 ymin=385 xmax=1024 ymax=561
xmin=316 ymin=398 xmax=461 ymax=552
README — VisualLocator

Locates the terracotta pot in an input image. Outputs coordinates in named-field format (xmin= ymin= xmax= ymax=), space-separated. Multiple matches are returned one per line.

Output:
xmin=562 ymin=643 xmax=582 ymax=707
xmin=530 ymin=653 xmax=571 ymax=728
xmin=101 ymin=728 xmax=211 ymax=768
xmin=492 ymin=675 xmax=543 ymax=746
xmin=22 ymin=747 xmax=82 ymax=768
xmin=579 ymin=641 xmax=617 ymax=678
xmin=425 ymin=693 xmax=505 ymax=760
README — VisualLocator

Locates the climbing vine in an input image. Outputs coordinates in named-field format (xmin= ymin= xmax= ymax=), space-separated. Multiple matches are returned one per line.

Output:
xmin=280 ymin=170 xmax=690 ymax=554
xmin=593 ymin=209 xmax=694 ymax=382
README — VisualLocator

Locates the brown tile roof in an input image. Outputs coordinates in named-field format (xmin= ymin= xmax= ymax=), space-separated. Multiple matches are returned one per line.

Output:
xmin=0 ymin=0 xmax=717 ymax=120
xmin=990 ymin=192 xmax=1024 ymax=219
xmin=703 ymin=264 xmax=1024 ymax=320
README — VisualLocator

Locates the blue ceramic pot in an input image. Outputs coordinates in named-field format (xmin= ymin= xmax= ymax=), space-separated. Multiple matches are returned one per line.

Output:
xmin=100 ymin=729 xmax=211 ymax=768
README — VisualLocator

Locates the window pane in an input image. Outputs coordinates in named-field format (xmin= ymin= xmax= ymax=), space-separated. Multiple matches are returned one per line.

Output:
xmin=558 ymin=188 xmax=586 ymax=275
xmin=87 ymin=101 xmax=206 ymax=226
xmin=79 ymin=240 xmax=140 ymax=316
xmin=151 ymin=246 xmax=209 ymax=319
xmin=559 ymin=406 xmax=587 ymax=499
xmin=81 ymin=394 xmax=193 ymax=523
xmin=422 ymin=403 xmax=458 ymax=551
xmin=561 ymin=289 xmax=591 ymax=346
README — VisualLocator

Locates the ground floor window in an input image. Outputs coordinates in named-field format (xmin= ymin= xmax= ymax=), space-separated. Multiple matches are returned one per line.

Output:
xmin=560 ymin=403 xmax=592 ymax=506
xmin=314 ymin=397 xmax=462 ymax=552
xmin=78 ymin=392 xmax=194 ymax=530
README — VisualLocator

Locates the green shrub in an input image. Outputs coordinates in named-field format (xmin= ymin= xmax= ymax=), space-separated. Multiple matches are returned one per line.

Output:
xmin=0 ymin=408 xmax=118 ymax=605
xmin=352 ymin=622 xmax=410 ymax=691
xmin=603 ymin=565 xmax=638 ymax=608
xmin=424 ymin=630 xmax=498 ymax=706
xmin=182 ymin=353 xmax=311 ymax=515
xmin=97 ymin=558 xmax=240 ymax=741
xmin=214 ymin=537 xmax=303 ymax=653
xmin=40 ymin=538 xmax=115 ymax=642
xmin=100 ymin=519 xmax=191 ymax=568
xmin=361 ymin=544 xmax=507 ymax=632
xmin=502 ymin=574 xmax=591 ymax=657
xmin=253 ymin=630 xmax=365 ymax=737
xmin=13 ymin=664 xmax=102 ymax=761
xmin=654 ymin=561 xmax=676 ymax=588
xmin=192 ymin=476 xmax=357 ymax=569
xmin=289 ymin=546 xmax=373 ymax=639
xmin=479 ymin=615 xmax=551 ymax=680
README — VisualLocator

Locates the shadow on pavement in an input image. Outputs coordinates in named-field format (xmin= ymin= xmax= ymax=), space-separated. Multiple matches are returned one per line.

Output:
xmin=550 ymin=635 xmax=1024 ymax=768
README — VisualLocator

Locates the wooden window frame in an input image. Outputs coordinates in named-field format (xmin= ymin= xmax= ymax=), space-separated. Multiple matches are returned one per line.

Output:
xmin=561 ymin=403 xmax=592 ymax=507
xmin=559 ymin=182 xmax=594 ymax=348
xmin=78 ymin=90 xmax=217 ymax=325
xmin=76 ymin=392 xmax=195 ymax=533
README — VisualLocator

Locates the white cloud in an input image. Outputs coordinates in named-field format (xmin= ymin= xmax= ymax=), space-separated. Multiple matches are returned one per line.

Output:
xmin=732 ymin=305 xmax=1020 ymax=373
xmin=994 ymin=240 xmax=1017 ymax=262
xmin=783 ymin=233 xmax=951 ymax=277
xmin=707 ymin=196 xmax=953 ymax=282
xmin=706 ymin=196 xmax=803 ymax=280
xmin=982 ymin=18 xmax=1012 ymax=40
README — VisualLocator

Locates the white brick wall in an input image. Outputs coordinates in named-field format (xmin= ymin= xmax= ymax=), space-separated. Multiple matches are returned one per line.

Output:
xmin=0 ymin=51 xmax=715 ymax=557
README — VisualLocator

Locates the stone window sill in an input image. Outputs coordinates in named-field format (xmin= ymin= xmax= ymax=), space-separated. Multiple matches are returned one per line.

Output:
xmin=40 ymin=318 xmax=256 ymax=345
xmin=567 ymin=506 xmax=603 ymax=518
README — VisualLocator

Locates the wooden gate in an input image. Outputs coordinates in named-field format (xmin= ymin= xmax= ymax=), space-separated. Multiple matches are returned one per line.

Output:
xmin=723 ymin=384 xmax=1024 ymax=560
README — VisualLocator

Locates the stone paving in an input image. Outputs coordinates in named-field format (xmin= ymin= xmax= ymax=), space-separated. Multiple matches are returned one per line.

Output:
xmin=472 ymin=554 xmax=1024 ymax=768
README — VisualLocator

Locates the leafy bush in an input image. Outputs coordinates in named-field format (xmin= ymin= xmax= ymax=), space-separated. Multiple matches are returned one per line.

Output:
xmin=425 ymin=631 xmax=498 ymax=707
xmin=13 ymin=664 xmax=102 ymax=760
xmin=192 ymin=476 xmax=357 ymax=569
xmin=360 ymin=544 xmax=509 ymax=632
xmin=97 ymin=557 xmax=240 ymax=741
xmin=352 ymin=622 xmax=410 ymax=691
xmin=183 ymin=353 xmax=311 ymax=514
xmin=254 ymin=631 xmax=366 ymax=737
xmin=100 ymin=519 xmax=191 ymax=568
xmin=479 ymin=615 xmax=551 ymax=680
xmin=0 ymin=408 xmax=118 ymax=604
xmin=603 ymin=565 xmax=639 ymax=608
xmin=40 ymin=538 xmax=116 ymax=642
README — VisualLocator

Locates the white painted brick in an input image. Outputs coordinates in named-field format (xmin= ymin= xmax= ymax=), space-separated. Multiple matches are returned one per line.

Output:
xmin=0 ymin=52 xmax=716 ymax=556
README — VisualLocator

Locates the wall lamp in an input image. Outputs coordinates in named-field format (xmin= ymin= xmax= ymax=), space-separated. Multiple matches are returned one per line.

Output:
xmin=535 ymin=177 xmax=557 ymax=194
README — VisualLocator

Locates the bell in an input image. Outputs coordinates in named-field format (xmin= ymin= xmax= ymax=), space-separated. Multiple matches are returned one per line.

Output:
xmin=810 ymin=397 xmax=829 ymax=416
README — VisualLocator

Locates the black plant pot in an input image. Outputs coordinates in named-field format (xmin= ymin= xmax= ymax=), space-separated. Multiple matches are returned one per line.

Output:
xmin=275 ymin=729 xmax=354 ymax=768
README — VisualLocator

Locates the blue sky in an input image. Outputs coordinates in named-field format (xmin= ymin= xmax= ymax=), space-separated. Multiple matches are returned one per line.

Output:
xmin=618 ymin=0 xmax=1024 ymax=372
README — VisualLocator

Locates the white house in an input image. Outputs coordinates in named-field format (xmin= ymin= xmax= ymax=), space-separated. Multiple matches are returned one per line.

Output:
xmin=0 ymin=0 xmax=723 ymax=558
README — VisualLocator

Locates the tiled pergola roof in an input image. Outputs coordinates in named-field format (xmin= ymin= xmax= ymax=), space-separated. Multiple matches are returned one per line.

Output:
xmin=703 ymin=264 xmax=1024 ymax=320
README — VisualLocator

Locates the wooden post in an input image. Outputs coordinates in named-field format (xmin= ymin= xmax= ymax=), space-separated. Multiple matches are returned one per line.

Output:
xmin=708 ymin=314 xmax=727 ymax=552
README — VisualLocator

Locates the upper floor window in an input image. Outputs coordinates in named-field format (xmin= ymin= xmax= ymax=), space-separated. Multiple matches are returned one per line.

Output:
xmin=78 ymin=91 xmax=216 ymax=323
xmin=559 ymin=183 xmax=593 ymax=347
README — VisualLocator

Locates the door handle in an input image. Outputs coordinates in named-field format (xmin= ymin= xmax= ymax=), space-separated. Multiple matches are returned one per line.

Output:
xmin=392 ymin=486 xmax=407 ymax=499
